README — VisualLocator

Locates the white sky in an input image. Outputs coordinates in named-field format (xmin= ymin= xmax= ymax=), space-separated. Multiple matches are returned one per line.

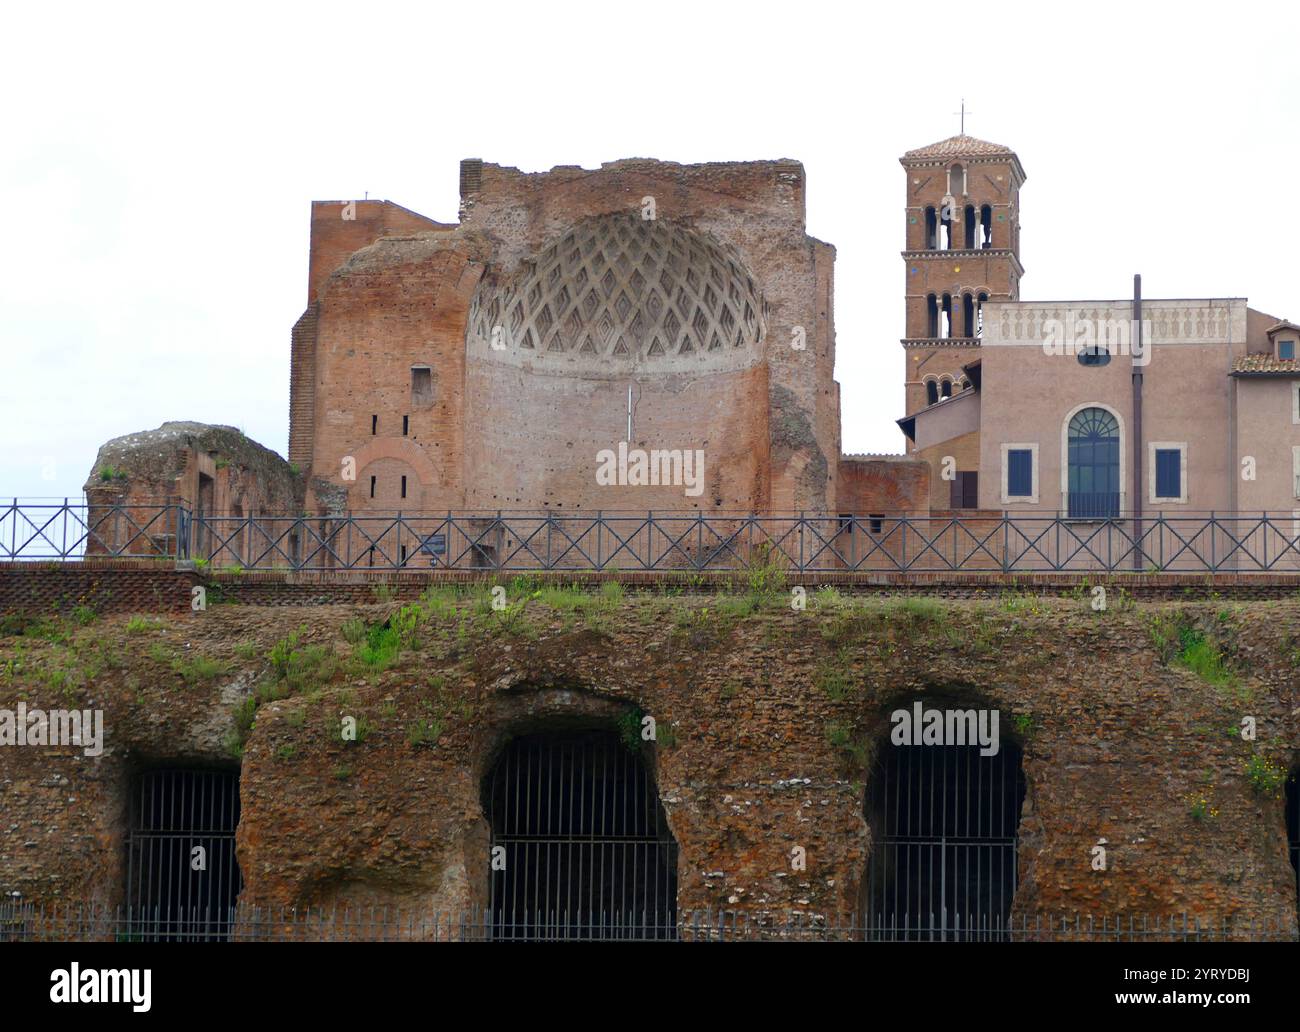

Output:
xmin=3 ymin=0 xmax=1297 ymax=501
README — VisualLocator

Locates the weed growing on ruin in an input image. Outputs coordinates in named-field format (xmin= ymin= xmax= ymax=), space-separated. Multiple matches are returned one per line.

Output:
xmin=173 ymin=653 xmax=227 ymax=685
xmin=889 ymin=597 xmax=946 ymax=624
xmin=813 ymin=585 xmax=845 ymax=609
xmin=268 ymin=625 xmax=339 ymax=690
xmin=407 ymin=716 xmax=444 ymax=748
xmin=819 ymin=607 xmax=876 ymax=648
xmin=1244 ymin=754 xmax=1287 ymax=798
xmin=276 ymin=744 xmax=296 ymax=762
xmin=743 ymin=544 xmax=788 ymax=606
xmin=125 ymin=615 xmax=162 ymax=634
xmin=1186 ymin=790 xmax=1219 ymax=822
xmin=1001 ymin=592 xmax=1045 ymax=615
xmin=1150 ymin=612 xmax=1244 ymax=701
xmin=825 ymin=721 xmax=869 ymax=768
xmin=225 ymin=695 xmax=257 ymax=759
xmin=1 ymin=613 xmax=71 ymax=644
xmin=617 ymin=706 xmax=644 ymax=753
xmin=1011 ymin=712 xmax=1034 ymax=738
xmin=815 ymin=651 xmax=855 ymax=701
xmin=327 ymin=712 xmax=373 ymax=744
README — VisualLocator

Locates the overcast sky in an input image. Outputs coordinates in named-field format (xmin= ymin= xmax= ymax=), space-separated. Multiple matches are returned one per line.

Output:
xmin=3 ymin=0 xmax=1297 ymax=502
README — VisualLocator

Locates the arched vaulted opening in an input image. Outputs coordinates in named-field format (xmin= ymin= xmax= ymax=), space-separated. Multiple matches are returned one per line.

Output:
xmin=863 ymin=708 xmax=1026 ymax=941
xmin=126 ymin=767 xmax=243 ymax=941
xmin=482 ymin=727 xmax=678 ymax=940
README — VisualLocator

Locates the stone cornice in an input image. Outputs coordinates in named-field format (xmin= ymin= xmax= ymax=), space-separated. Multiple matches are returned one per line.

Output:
xmin=902 ymin=249 xmax=1025 ymax=279
xmin=901 ymin=338 xmax=982 ymax=349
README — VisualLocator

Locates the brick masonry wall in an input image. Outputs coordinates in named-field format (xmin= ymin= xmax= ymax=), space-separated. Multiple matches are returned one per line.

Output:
xmin=0 ymin=563 xmax=195 ymax=616
xmin=10 ymin=566 xmax=1300 ymax=616
xmin=1 ymin=573 xmax=1298 ymax=936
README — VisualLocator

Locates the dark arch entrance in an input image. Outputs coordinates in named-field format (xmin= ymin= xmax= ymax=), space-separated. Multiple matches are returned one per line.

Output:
xmin=864 ymin=734 xmax=1025 ymax=940
xmin=483 ymin=728 xmax=678 ymax=940
xmin=126 ymin=767 xmax=242 ymax=941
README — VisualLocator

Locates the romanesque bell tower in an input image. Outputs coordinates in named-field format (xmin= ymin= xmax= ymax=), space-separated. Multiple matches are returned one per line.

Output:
xmin=900 ymin=134 xmax=1026 ymax=425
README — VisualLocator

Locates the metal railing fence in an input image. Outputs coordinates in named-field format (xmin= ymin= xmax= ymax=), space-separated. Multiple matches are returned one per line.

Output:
xmin=1 ymin=902 xmax=1294 ymax=942
xmin=7 ymin=501 xmax=1300 ymax=574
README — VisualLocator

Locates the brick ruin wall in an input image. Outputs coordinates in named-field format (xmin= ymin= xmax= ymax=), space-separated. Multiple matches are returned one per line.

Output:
xmin=2 ymin=567 xmax=1298 ymax=934
xmin=295 ymin=161 xmax=848 ymax=519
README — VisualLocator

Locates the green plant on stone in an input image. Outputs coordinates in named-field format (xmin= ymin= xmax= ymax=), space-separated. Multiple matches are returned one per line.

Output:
xmin=407 ymin=716 xmax=444 ymax=748
xmin=172 ymin=653 xmax=227 ymax=684
xmin=1244 ymin=753 xmax=1287 ymax=798
xmin=815 ymin=653 xmax=854 ymax=701
xmin=654 ymin=721 xmax=679 ymax=749
xmin=617 ymin=706 xmax=645 ymax=753
xmin=825 ymin=721 xmax=869 ymax=767
xmin=225 ymin=694 xmax=258 ymax=759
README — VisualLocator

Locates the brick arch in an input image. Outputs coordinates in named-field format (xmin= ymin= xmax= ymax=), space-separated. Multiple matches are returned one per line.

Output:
xmin=350 ymin=438 xmax=442 ymax=490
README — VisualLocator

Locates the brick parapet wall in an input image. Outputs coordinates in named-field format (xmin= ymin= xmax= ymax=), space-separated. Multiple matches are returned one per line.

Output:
xmin=4 ymin=563 xmax=1300 ymax=614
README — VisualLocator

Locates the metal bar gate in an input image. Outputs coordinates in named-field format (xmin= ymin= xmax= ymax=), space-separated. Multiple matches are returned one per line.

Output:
xmin=125 ymin=769 xmax=242 ymax=941
xmin=865 ymin=740 xmax=1025 ymax=941
xmin=483 ymin=730 xmax=678 ymax=941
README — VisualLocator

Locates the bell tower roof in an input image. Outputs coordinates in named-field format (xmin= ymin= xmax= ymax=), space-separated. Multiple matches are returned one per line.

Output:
xmin=901 ymin=135 xmax=1026 ymax=183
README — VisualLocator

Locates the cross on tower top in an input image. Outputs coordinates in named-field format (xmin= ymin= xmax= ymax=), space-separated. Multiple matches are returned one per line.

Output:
xmin=953 ymin=99 xmax=972 ymax=134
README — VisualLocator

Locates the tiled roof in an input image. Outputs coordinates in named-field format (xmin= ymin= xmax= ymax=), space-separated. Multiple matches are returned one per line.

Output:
xmin=1230 ymin=355 xmax=1300 ymax=376
xmin=902 ymin=135 xmax=1016 ymax=160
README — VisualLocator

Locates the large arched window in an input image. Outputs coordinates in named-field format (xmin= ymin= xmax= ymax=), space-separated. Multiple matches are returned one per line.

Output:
xmin=1067 ymin=407 xmax=1121 ymax=519
xmin=864 ymin=727 xmax=1025 ymax=940
xmin=483 ymin=729 xmax=678 ymax=940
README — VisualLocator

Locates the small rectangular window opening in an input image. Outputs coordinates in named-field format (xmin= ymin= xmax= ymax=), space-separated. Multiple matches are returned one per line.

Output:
xmin=369 ymin=475 xmax=376 ymax=499
xmin=1007 ymin=449 xmax=1033 ymax=497
xmin=411 ymin=366 xmax=434 ymax=409
xmin=400 ymin=475 xmax=408 ymax=499
xmin=371 ymin=414 xmax=378 ymax=435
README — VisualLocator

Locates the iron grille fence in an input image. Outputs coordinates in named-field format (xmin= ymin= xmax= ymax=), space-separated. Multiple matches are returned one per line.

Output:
xmin=125 ymin=769 xmax=243 ymax=942
xmin=866 ymin=742 xmax=1025 ymax=942
xmin=8 ymin=501 xmax=1300 ymax=574
xmin=483 ymin=730 xmax=678 ymax=941
xmin=1 ymin=902 xmax=1295 ymax=942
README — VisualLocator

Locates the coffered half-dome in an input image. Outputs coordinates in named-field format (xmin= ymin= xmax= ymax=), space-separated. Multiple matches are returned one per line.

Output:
xmin=467 ymin=214 xmax=767 ymax=372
